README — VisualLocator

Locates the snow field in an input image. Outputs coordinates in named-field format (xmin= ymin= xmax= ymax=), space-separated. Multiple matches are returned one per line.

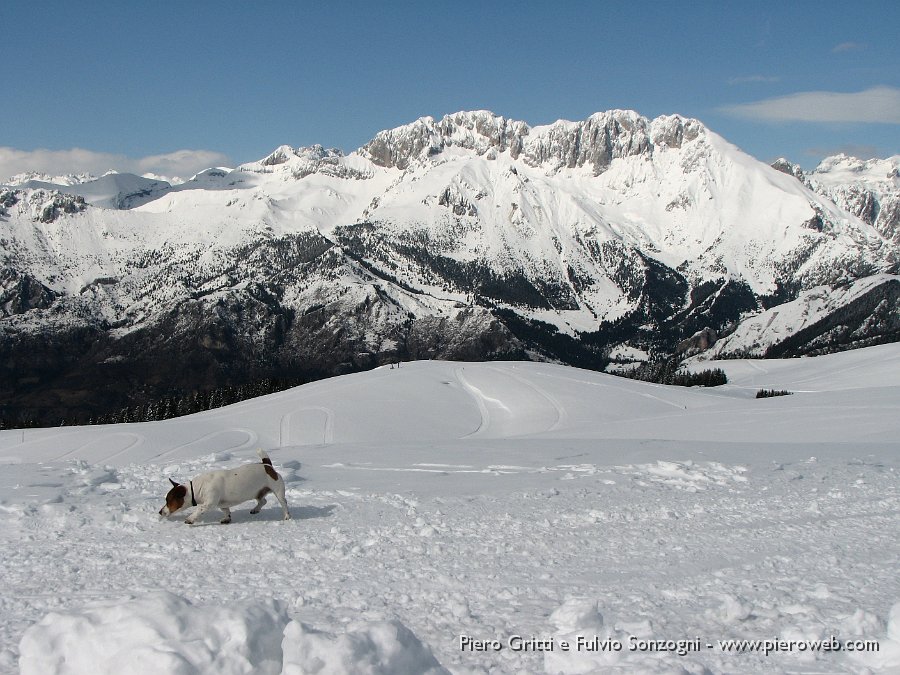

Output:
xmin=0 ymin=355 xmax=899 ymax=673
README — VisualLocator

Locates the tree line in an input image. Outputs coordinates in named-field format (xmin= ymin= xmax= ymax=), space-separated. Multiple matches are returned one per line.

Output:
xmin=0 ymin=376 xmax=311 ymax=430
xmin=616 ymin=358 xmax=728 ymax=387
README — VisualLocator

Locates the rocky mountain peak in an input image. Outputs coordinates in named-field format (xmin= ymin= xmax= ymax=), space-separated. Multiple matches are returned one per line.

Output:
xmin=257 ymin=144 xmax=345 ymax=168
xmin=799 ymin=154 xmax=900 ymax=241
xmin=260 ymin=145 xmax=297 ymax=166
xmin=814 ymin=154 xmax=875 ymax=175
xmin=771 ymin=158 xmax=808 ymax=183
xmin=2 ymin=171 xmax=97 ymax=187
xmin=360 ymin=109 xmax=707 ymax=175
xmin=648 ymin=114 xmax=705 ymax=149
xmin=241 ymin=144 xmax=351 ymax=180
xmin=524 ymin=110 xmax=651 ymax=173
xmin=359 ymin=111 xmax=529 ymax=169
xmin=812 ymin=154 xmax=900 ymax=184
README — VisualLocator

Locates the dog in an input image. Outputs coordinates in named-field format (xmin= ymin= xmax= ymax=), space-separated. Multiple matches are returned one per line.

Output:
xmin=159 ymin=449 xmax=291 ymax=524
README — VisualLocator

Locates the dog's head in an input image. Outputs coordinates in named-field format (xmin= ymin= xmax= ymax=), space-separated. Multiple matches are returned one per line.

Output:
xmin=159 ymin=478 xmax=188 ymax=517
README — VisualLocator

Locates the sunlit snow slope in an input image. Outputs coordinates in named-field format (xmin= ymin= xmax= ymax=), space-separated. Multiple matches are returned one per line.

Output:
xmin=1 ymin=350 xmax=899 ymax=674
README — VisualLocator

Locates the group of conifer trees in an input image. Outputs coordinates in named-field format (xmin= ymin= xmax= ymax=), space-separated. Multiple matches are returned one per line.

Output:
xmin=0 ymin=377 xmax=311 ymax=429
xmin=617 ymin=358 xmax=728 ymax=387
xmin=87 ymin=377 xmax=310 ymax=426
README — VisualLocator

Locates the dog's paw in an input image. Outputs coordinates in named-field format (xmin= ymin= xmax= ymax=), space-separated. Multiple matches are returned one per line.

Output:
xmin=249 ymin=508 xmax=260 ymax=514
xmin=220 ymin=517 xmax=232 ymax=525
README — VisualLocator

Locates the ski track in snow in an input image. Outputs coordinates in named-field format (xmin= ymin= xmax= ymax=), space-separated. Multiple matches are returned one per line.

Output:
xmin=0 ymin=357 xmax=899 ymax=674
xmin=455 ymin=366 xmax=563 ymax=439
xmin=488 ymin=364 xmax=568 ymax=433
xmin=154 ymin=428 xmax=258 ymax=461
xmin=455 ymin=367 xmax=496 ymax=439
xmin=280 ymin=407 xmax=335 ymax=447
xmin=50 ymin=432 xmax=143 ymax=463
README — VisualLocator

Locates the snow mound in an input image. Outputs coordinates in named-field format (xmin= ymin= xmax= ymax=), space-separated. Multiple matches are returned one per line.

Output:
xmin=19 ymin=591 xmax=288 ymax=675
xmin=18 ymin=591 xmax=449 ymax=675
xmin=545 ymin=598 xmax=624 ymax=673
xmin=851 ymin=600 xmax=900 ymax=672
xmin=548 ymin=597 xmax=605 ymax=634
xmin=281 ymin=619 xmax=448 ymax=675
xmin=545 ymin=598 xmax=705 ymax=674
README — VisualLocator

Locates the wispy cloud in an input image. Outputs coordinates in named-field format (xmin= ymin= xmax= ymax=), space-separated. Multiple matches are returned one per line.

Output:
xmin=832 ymin=41 xmax=866 ymax=53
xmin=727 ymin=75 xmax=780 ymax=86
xmin=719 ymin=86 xmax=900 ymax=124
xmin=0 ymin=147 xmax=232 ymax=183
xmin=804 ymin=144 xmax=879 ymax=160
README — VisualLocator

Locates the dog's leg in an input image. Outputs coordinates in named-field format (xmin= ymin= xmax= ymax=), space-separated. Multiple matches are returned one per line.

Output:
xmin=273 ymin=481 xmax=291 ymax=520
xmin=250 ymin=487 xmax=270 ymax=515
xmin=220 ymin=507 xmax=232 ymax=525
xmin=185 ymin=505 xmax=208 ymax=525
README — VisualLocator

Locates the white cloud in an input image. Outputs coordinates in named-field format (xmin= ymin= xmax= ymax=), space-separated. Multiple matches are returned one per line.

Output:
xmin=804 ymin=144 xmax=879 ymax=160
xmin=832 ymin=41 xmax=865 ymax=53
xmin=727 ymin=75 xmax=780 ymax=86
xmin=719 ymin=86 xmax=900 ymax=124
xmin=0 ymin=147 xmax=232 ymax=183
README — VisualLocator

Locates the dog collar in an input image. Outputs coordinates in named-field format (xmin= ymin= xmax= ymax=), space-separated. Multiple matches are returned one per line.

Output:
xmin=189 ymin=481 xmax=197 ymax=507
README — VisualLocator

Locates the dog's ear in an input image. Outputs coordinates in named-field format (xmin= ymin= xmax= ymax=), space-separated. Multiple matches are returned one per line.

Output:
xmin=169 ymin=478 xmax=179 ymax=487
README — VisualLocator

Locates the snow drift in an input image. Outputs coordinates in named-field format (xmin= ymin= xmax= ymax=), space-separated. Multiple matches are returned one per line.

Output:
xmin=19 ymin=591 xmax=445 ymax=675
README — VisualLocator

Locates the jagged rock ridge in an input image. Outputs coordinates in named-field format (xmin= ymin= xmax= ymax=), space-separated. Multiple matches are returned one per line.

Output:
xmin=360 ymin=110 xmax=702 ymax=174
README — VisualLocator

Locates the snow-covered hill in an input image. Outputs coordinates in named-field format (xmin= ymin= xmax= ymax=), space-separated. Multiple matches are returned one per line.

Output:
xmin=2 ymin=110 xmax=899 ymax=424
xmin=6 ymin=172 xmax=172 ymax=210
xmin=1 ymin=349 xmax=899 ymax=673
xmin=4 ymin=171 xmax=98 ymax=187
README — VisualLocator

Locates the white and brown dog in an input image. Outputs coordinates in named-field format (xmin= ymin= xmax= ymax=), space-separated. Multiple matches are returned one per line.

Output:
xmin=159 ymin=449 xmax=291 ymax=524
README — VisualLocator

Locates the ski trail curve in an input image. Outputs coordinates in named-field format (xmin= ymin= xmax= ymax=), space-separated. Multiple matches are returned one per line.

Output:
xmin=153 ymin=428 xmax=257 ymax=461
xmin=455 ymin=368 xmax=492 ymax=438
xmin=52 ymin=432 xmax=143 ymax=463
xmin=488 ymin=365 xmax=568 ymax=433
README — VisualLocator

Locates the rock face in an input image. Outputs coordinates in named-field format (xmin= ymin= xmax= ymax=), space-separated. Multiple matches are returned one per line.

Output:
xmin=361 ymin=110 xmax=701 ymax=175
xmin=0 ymin=271 xmax=58 ymax=315
xmin=362 ymin=111 xmax=530 ymax=169
xmin=2 ymin=111 xmax=899 ymax=424
xmin=774 ymin=154 xmax=900 ymax=243
xmin=676 ymin=327 xmax=717 ymax=356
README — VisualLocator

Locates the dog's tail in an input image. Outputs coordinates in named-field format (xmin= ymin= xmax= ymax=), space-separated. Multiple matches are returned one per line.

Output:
xmin=257 ymin=448 xmax=280 ymax=480
xmin=257 ymin=448 xmax=273 ymax=466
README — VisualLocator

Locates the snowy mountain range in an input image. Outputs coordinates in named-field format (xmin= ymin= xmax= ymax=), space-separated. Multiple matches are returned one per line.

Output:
xmin=2 ymin=110 xmax=899 ymax=423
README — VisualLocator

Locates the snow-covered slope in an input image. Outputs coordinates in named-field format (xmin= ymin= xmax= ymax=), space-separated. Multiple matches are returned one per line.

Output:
xmin=4 ymin=172 xmax=172 ymax=209
xmin=691 ymin=273 xmax=900 ymax=358
xmin=1 ymin=350 xmax=899 ymax=673
xmin=4 ymin=171 xmax=97 ymax=187
xmin=2 ymin=111 xmax=899 ymax=425
xmin=810 ymin=155 xmax=900 ymax=243
xmin=775 ymin=154 xmax=900 ymax=243
xmin=687 ymin=340 xmax=900 ymax=393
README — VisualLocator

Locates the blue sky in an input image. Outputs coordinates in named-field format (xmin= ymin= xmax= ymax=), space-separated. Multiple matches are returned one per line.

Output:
xmin=2 ymin=1 xmax=898 ymax=178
